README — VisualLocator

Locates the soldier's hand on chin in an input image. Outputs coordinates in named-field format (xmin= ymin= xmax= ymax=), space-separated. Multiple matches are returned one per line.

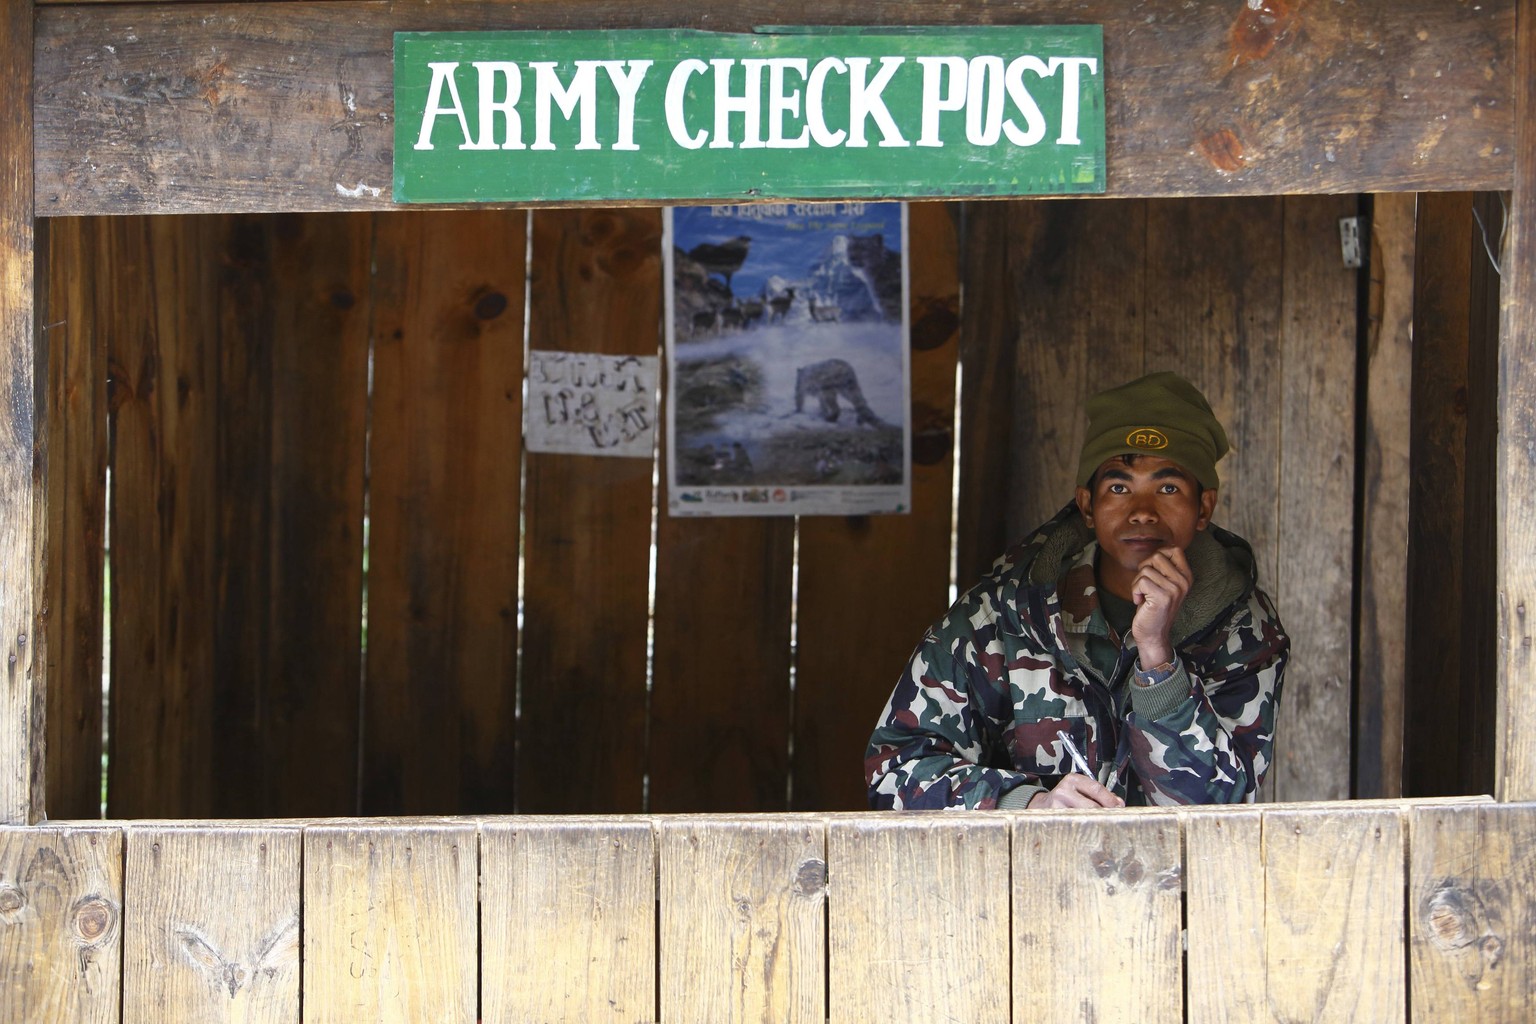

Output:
xmin=1130 ymin=544 xmax=1194 ymax=669
xmin=1027 ymin=773 xmax=1125 ymax=809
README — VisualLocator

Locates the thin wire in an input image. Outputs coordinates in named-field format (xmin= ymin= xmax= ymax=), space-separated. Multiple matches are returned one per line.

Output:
xmin=1471 ymin=193 xmax=1508 ymax=277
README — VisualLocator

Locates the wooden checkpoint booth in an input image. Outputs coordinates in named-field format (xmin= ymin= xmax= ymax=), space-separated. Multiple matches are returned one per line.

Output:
xmin=3 ymin=1 xmax=1536 ymax=1021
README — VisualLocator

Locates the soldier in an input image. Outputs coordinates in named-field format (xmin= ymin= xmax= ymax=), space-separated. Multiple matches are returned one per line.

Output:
xmin=866 ymin=372 xmax=1288 ymax=809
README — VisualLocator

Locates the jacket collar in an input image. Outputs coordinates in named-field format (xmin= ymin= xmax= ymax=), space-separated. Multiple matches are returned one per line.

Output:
xmin=1020 ymin=503 xmax=1254 ymax=645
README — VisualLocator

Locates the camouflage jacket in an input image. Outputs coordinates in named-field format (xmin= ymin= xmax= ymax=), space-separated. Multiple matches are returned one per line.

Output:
xmin=866 ymin=503 xmax=1288 ymax=809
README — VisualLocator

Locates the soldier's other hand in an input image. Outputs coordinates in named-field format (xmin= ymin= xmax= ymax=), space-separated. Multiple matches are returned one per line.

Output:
xmin=1028 ymin=773 xmax=1125 ymax=809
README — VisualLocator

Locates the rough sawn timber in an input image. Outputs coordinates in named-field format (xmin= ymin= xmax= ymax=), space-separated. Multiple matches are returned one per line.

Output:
xmin=0 ymin=0 xmax=37 ymax=825
xmin=32 ymin=0 xmax=1514 ymax=215
xmin=1498 ymin=0 xmax=1536 ymax=803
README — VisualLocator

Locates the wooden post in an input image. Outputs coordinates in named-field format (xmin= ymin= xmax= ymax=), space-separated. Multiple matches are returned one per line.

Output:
xmin=0 ymin=0 xmax=37 ymax=824
xmin=1498 ymin=0 xmax=1536 ymax=801
xmin=1357 ymin=192 xmax=1416 ymax=799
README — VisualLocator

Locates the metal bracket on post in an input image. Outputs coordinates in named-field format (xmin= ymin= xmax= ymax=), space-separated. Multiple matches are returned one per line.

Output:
xmin=1339 ymin=216 xmax=1364 ymax=269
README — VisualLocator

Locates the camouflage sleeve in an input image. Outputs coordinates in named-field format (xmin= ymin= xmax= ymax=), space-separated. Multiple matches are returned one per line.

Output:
xmin=864 ymin=599 xmax=1040 ymax=810
xmin=1124 ymin=590 xmax=1288 ymax=805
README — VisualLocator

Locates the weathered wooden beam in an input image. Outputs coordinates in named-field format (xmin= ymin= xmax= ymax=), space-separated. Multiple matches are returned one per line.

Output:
xmin=1015 ymin=812 xmax=1181 ymax=1022
xmin=1275 ymin=193 xmax=1358 ymax=803
xmin=0 ymin=826 xmax=122 ymax=1022
xmin=1357 ymin=191 xmax=1415 ymax=799
xmin=33 ymin=0 xmax=1513 ymax=216
xmin=1 ymin=1 xmax=37 ymax=824
xmin=1410 ymin=802 xmax=1536 ymax=1018
xmin=123 ymin=825 xmax=302 ymax=1022
xmin=482 ymin=819 xmax=655 ymax=1021
xmin=1498 ymin=0 xmax=1536 ymax=802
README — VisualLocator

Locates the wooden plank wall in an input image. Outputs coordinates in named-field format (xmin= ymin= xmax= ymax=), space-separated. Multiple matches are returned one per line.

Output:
xmin=365 ymin=211 xmax=525 ymax=815
xmin=518 ymin=210 xmax=658 ymax=814
xmin=1 ymin=802 xmax=1531 ymax=1023
xmin=44 ymin=196 xmax=1366 ymax=818
xmin=60 ymin=216 xmax=371 ymax=821
xmin=1405 ymin=194 xmax=1502 ymax=798
xmin=41 ymin=218 xmax=107 ymax=821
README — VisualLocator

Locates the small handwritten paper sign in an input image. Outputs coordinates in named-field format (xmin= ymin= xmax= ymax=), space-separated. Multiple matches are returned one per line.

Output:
xmin=525 ymin=350 xmax=659 ymax=458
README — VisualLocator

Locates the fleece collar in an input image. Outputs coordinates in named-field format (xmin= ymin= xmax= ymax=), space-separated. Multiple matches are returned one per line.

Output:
xmin=1024 ymin=505 xmax=1253 ymax=645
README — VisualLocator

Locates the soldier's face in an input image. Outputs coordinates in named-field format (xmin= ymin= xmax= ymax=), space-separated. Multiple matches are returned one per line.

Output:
xmin=1074 ymin=455 xmax=1218 ymax=588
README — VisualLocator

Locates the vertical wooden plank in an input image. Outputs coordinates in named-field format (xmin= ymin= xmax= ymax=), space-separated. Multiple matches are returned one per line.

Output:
xmin=253 ymin=213 xmax=370 ymax=817
xmin=955 ymin=201 xmax=1016 ymax=584
xmin=1499 ymin=0 xmax=1536 ymax=804
xmin=1407 ymin=193 xmax=1477 ymax=798
xmin=108 ymin=215 xmax=219 ymax=819
xmin=482 ymin=818 xmax=655 ymax=1023
xmin=659 ymin=817 xmax=824 ymax=1024
xmin=1462 ymin=190 xmax=1501 ymax=795
xmin=0 ymin=825 xmax=122 ymax=1023
xmin=518 ymin=209 xmax=659 ymax=814
xmin=1264 ymin=806 xmax=1405 ymax=1022
xmin=793 ymin=202 xmax=958 ymax=811
xmin=1185 ymin=809 xmax=1267 ymax=1024
xmin=1008 ymin=198 xmax=1147 ymax=534
xmin=206 ymin=213 xmax=370 ymax=818
xmin=303 ymin=822 xmax=477 ymax=1024
xmin=1275 ymin=194 xmax=1358 ymax=803
xmin=43 ymin=217 xmax=108 ymax=820
xmin=649 ymin=514 xmax=793 ymax=812
xmin=1357 ymin=192 xmax=1416 ymax=799
xmin=1146 ymin=196 xmax=1284 ymax=603
xmin=1410 ymin=802 xmax=1536 ymax=1021
xmin=206 ymin=215 xmax=277 ymax=821
xmin=0 ymin=0 xmax=37 ymax=823
xmin=1012 ymin=812 xmax=1181 ymax=1024
xmin=1145 ymin=198 xmax=1285 ymax=790
xmin=366 ymin=210 xmax=525 ymax=815
xmin=124 ymin=825 xmax=300 ymax=1023
xmin=827 ymin=816 xmax=1008 ymax=1024
xmin=650 ymin=526 xmax=792 ymax=810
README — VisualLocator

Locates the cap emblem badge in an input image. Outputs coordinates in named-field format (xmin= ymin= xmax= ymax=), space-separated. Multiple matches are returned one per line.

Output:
xmin=1126 ymin=427 xmax=1169 ymax=450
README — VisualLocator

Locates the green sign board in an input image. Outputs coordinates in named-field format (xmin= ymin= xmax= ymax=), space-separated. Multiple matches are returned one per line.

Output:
xmin=393 ymin=27 xmax=1105 ymax=203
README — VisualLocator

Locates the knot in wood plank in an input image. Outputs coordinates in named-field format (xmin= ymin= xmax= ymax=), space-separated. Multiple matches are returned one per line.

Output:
xmin=1423 ymin=882 xmax=1483 ymax=952
xmin=1198 ymin=129 xmax=1248 ymax=175
xmin=793 ymin=858 xmax=826 ymax=897
xmin=71 ymin=895 xmax=114 ymax=944
xmin=1231 ymin=0 xmax=1298 ymax=65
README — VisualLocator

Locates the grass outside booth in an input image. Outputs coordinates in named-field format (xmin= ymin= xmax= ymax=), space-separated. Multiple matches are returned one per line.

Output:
xmin=4 ymin=1 xmax=1536 ymax=1021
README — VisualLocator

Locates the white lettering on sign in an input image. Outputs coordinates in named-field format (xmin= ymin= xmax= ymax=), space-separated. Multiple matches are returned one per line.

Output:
xmin=666 ymin=59 xmax=709 ymax=150
xmin=805 ymin=58 xmax=847 ymax=147
xmin=766 ymin=58 xmax=810 ymax=148
xmin=413 ymin=52 xmax=1099 ymax=153
xmin=914 ymin=55 xmax=1099 ymax=148
xmin=846 ymin=56 xmax=908 ymax=148
xmin=464 ymin=62 xmax=523 ymax=150
xmin=415 ymin=62 xmax=473 ymax=150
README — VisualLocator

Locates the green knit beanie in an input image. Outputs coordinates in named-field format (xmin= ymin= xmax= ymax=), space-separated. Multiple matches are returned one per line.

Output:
xmin=1076 ymin=371 xmax=1230 ymax=489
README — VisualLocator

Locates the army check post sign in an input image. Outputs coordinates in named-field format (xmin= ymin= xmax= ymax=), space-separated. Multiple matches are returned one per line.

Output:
xmin=393 ymin=27 xmax=1105 ymax=203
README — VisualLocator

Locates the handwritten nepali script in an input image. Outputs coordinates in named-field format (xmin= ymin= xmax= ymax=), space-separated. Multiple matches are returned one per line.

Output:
xmin=525 ymin=351 xmax=658 ymax=458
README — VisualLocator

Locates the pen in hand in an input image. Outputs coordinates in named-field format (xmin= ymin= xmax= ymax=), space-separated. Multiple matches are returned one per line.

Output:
xmin=1056 ymin=728 xmax=1121 ymax=792
xmin=1056 ymin=730 xmax=1094 ymax=777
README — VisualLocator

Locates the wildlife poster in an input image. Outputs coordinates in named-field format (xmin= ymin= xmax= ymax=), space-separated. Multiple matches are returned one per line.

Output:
xmin=663 ymin=202 xmax=911 ymax=517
